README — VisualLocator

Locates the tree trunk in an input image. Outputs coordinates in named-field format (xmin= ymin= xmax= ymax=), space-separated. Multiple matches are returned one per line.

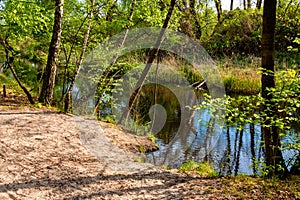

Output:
xmin=256 ymin=0 xmax=262 ymax=9
xmin=190 ymin=0 xmax=202 ymax=40
xmin=230 ymin=0 xmax=234 ymax=10
xmin=247 ymin=0 xmax=251 ymax=8
xmin=94 ymin=0 xmax=137 ymax=115
xmin=39 ymin=0 xmax=64 ymax=105
xmin=120 ymin=0 xmax=177 ymax=124
xmin=3 ymin=85 xmax=6 ymax=97
xmin=261 ymin=0 xmax=287 ymax=177
xmin=226 ymin=127 xmax=232 ymax=175
xmin=214 ymin=0 xmax=222 ymax=21
xmin=64 ymin=0 xmax=94 ymax=112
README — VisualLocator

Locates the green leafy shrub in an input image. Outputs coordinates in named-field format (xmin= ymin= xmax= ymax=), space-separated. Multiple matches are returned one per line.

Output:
xmin=205 ymin=8 xmax=262 ymax=56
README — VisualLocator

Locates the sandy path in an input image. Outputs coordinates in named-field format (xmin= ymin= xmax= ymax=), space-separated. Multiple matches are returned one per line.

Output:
xmin=0 ymin=108 xmax=224 ymax=199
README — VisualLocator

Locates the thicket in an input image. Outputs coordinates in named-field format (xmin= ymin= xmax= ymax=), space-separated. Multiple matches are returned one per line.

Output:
xmin=204 ymin=1 xmax=299 ymax=58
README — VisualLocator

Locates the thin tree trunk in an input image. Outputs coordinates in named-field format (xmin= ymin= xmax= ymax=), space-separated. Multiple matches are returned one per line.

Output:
xmin=64 ymin=0 xmax=94 ymax=112
xmin=190 ymin=0 xmax=202 ymax=39
xmin=94 ymin=0 xmax=137 ymax=116
xmin=256 ymin=0 xmax=262 ymax=9
xmin=39 ymin=0 xmax=64 ymax=105
xmin=230 ymin=0 xmax=234 ymax=10
xmin=0 ymin=35 xmax=35 ymax=104
xmin=247 ymin=0 xmax=251 ymax=8
xmin=232 ymin=128 xmax=239 ymax=170
xmin=214 ymin=0 xmax=222 ymax=21
xmin=250 ymin=123 xmax=257 ymax=174
xmin=60 ymin=13 xmax=89 ymax=103
xmin=3 ymin=85 xmax=6 ymax=97
xmin=261 ymin=0 xmax=287 ymax=177
xmin=120 ymin=0 xmax=177 ymax=124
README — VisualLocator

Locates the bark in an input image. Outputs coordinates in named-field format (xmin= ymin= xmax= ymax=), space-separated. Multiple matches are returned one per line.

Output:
xmin=214 ymin=0 xmax=222 ymax=21
xmin=190 ymin=0 xmax=202 ymax=39
xmin=3 ymin=84 xmax=6 ymax=97
xmin=39 ymin=0 xmax=64 ymax=105
xmin=230 ymin=0 xmax=234 ymax=10
xmin=261 ymin=0 xmax=287 ymax=177
xmin=0 ymin=35 xmax=35 ymax=104
xmin=119 ymin=0 xmax=177 ymax=124
xmin=64 ymin=0 xmax=95 ymax=112
xmin=256 ymin=0 xmax=262 ymax=9
xmin=247 ymin=0 xmax=251 ymax=8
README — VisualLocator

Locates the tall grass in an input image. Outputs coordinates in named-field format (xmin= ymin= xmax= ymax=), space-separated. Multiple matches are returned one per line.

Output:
xmin=215 ymin=56 xmax=261 ymax=94
xmin=220 ymin=67 xmax=261 ymax=94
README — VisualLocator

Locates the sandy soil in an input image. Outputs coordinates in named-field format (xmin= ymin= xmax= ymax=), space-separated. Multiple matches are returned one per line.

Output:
xmin=0 ymin=102 xmax=299 ymax=199
xmin=0 ymin=106 xmax=223 ymax=199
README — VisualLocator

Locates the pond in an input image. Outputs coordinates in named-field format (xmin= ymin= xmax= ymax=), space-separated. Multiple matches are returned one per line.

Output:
xmin=113 ymin=83 xmax=299 ymax=175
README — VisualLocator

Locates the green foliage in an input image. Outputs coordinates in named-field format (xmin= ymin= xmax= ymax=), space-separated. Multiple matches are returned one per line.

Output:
xmin=133 ymin=0 xmax=168 ymax=28
xmin=0 ymin=0 xmax=54 ymax=93
xmin=0 ymin=73 xmax=23 ymax=94
xmin=204 ymin=2 xmax=299 ymax=57
xmin=276 ymin=0 xmax=300 ymax=53
xmin=206 ymin=8 xmax=262 ymax=56
xmin=178 ymin=160 xmax=218 ymax=177
xmin=197 ymin=67 xmax=300 ymax=172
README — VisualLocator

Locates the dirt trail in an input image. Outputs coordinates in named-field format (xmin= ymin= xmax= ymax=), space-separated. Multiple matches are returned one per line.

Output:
xmin=1 ymin=106 xmax=298 ymax=199
xmin=0 ymin=107 xmax=223 ymax=199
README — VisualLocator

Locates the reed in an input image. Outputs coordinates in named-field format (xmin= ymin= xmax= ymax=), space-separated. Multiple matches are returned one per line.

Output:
xmin=220 ymin=67 xmax=261 ymax=94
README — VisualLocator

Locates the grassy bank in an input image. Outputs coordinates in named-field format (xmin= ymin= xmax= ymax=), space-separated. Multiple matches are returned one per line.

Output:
xmin=219 ymin=66 xmax=261 ymax=94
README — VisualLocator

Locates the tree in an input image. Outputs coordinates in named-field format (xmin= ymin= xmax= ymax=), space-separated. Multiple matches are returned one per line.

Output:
xmin=0 ymin=34 xmax=35 ymax=104
xmin=214 ymin=0 xmax=222 ymax=21
xmin=0 ymin=0 xmax=53 ymax=104
xmin=64 ymin=0 xmax=95 ymax=112
xmin=247 ymin=0 xmax=251 ymax=8
xmin=120 ymin=0 xmax=177 ymax=124
xmin=256 ymin=0 xmax=262 ymax=9
xmin=261 ymin=0 xmax=287 ymax=177
xmin=39 ymin=0 xmax=64 ymax=105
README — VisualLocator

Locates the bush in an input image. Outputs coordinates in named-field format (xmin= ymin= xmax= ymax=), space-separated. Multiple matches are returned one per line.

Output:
xmin=205 ymin=8 xmax=262 ymax=56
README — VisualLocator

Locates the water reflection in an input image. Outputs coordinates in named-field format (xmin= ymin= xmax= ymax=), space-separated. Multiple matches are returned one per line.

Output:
xmin=136 ymin=85 xmax=299 ymax=175
xmin=100 ymin=82 xmax=299 ymax=175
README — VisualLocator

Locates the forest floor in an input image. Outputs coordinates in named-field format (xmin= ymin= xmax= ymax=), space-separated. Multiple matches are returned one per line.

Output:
xmin=0 ymin=94 xmax=299 ymax=199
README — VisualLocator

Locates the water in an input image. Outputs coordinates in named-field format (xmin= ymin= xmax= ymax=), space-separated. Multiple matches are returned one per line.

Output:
xmin=99 ymin=83 xmax=299 ymax=175
xmin=120 ymin=84 xmax=299 ymax=175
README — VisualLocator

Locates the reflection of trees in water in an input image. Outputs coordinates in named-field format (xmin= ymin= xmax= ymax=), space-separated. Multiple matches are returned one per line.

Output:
xmin=146 ymin=105 xmax=265 ymax=175
xmin=130 ymin=83 xmax=182 ymax=142
xmin=123 ymin=83 xmax=297 ymax=175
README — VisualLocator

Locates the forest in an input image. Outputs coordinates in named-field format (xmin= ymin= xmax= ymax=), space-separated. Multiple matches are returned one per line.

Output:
xmin=0 ymin=0 xmax=300 ymax=198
